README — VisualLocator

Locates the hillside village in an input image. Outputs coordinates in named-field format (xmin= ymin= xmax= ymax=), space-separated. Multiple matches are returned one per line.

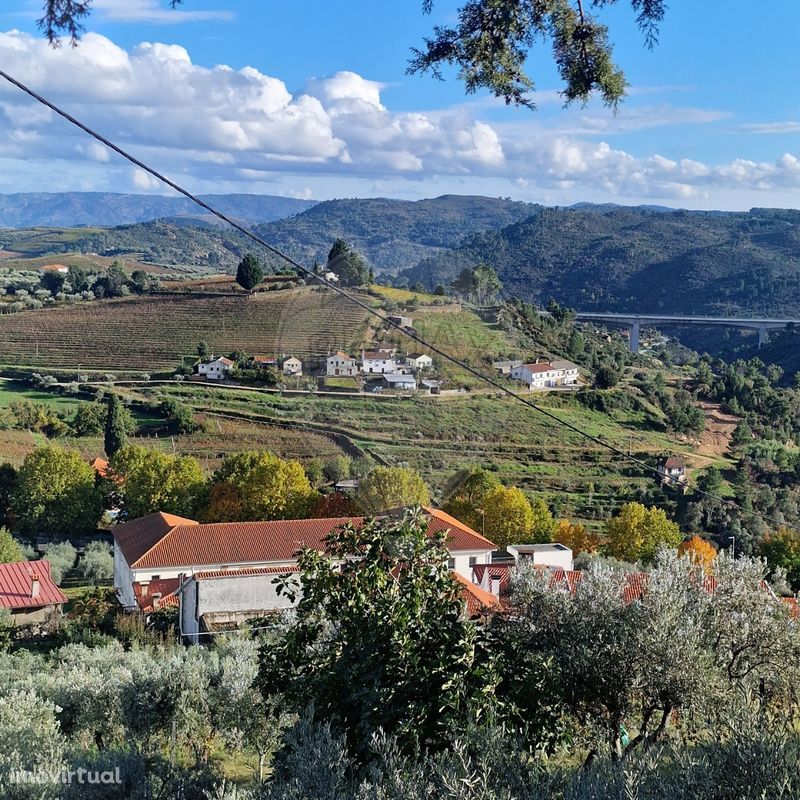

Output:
xmin=0 ymin=0 xmax=799 ymax=793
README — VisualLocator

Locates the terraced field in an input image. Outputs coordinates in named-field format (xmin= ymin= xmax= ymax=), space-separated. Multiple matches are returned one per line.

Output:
xmin=139 ymin=383 xmax=692 ymax=530
xmin=0 ymin=287 xmax=373 ymax=370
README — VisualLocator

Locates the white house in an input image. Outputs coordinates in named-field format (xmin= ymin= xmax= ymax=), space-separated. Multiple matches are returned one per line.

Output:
xmin=382 ymin=373 xmax=417 ymax=390
xmin=361 ymin=350 xmax=398 ymax=374
xmin=282 ymin=356 xmax=303 ymax=376
xmin=405 ymin=353 xmax=433 ymax=371
xmin=510 ymin=359 xmax=579 ymax=389
xmin=507 ymin=542 xmax=574 ymax=571
xmin=112 ymin=507 xmax=496 ymax=616
xmin=197 ymin=356 xmax=234 ymax=380
xmin=327 ymin=352 xmax=358 ymax=377
xmin=657 ymin=456 xmax=687 ymax=484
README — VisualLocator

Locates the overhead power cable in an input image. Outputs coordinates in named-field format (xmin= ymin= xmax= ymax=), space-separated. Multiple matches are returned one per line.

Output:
xmin=0 ymin=68 xmax=790 ymax=535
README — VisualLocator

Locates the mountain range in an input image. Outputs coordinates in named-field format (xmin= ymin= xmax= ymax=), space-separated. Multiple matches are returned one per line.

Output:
xmin=400 ymin=205 xmax=800 ymax=316
xmin=0 ymin=192 xmax=316 ymax=228
xmin=3 ymin=192 xmax=800 ymax=317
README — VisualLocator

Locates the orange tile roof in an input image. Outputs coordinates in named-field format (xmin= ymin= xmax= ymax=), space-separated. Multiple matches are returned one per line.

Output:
xmin=89 ymin=457 xmax=109 ymax=478
xmin=472 ymin=563 xmax=513 ymax=595
xmin=194 ymin=566 xmax=300 ymax=581
xmin=114 ymin=509 xmax=496 ymax=571
xmin=522 ymin=362 xmax=554 ymax=373
xmin=132 ymin=577 xmax=181 ymax=611
xmin=113 ymin=512 xmax=200 ymax=566
xmin=452 ymin=571 xmax=502 ymax=617
xmin=422 ymin=506 xmax=497 ymax=550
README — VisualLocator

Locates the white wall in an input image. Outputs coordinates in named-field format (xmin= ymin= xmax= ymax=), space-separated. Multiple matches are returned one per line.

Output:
xmin=450 ymin=550 xmax=492 ymax=581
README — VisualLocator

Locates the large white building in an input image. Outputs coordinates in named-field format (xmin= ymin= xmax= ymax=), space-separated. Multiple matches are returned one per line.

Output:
xmin=112 ymin=508 xmax=497 ymax=637
xmin=510 ymin=359 xmax=579 ymax=389
xmin=361 ymin=349 xmax=398 ymax=374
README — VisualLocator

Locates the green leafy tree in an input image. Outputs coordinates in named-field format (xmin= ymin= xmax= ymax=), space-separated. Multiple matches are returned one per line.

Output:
xmin=410 ymin=0 xmax=662 ymax=108
xmin=443 ymin=467 xmax=501 ymax=531
xmin=158 ymin=398 xmax=200 ymax=434
xmin=129 ymin=269 xmax=151 ymax=294
xmin=355 ymin=466 xmax=430 ymax=514
xmin=94 ymin=261 xmax=128 ymax=298
xmin=113 ymin=445 xmax=206 ymax=519
xmin=0 ymin=464 xmax=17 ymax=528
xmin=236 ymin=253 xmax=264 ymax=291
xmin=40 ymin=269 xmax=65 ymax=294
xmin=472 ymin=263 xmax=502 ymax=304
xmin=196 ymin=340 xmax=210 ymax=358
xmin=104 ymin=393 xmax=128 ymax=458
xmin=70 ymin=402 xmax=107 ymax=437
xmin=761 ymin=527 xmax=800 ymax=590
xmin=606 ymin=501 xmax=682 ymax=563
xmin=41 ymin=540 xmax=77 ymax=584
xmin=205 ymin=451 xmax=316 ymax=522
xmin=11 ymin=447 xmax=103 ymax=535
xmin=258 ymin=511 xmax=499 ymax=759
xmin=0 ymin=527 xmax=23 ymax=563
xmin=78 ymin=541 xmax=114 ymax=585
xmin=304 ymin=457 xmax=325 ymax=488
xmin=67 ymin=264 xmax=89 ymax=293
xmin=322 ymin=455 xmax=351 ymax=484
xmin=594 ymin=363 xmax=621 ymax=389
xmin=482 ymin=485 xmax=535 ymax=549
xmin=326 ymin=239 xmax=370 ymax=287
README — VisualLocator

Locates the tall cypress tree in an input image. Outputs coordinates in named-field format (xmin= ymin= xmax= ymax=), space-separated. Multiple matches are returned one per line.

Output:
xmin=236 ymin=253 xmax=264 ymax=291
xmin=104 ymin=393 xmax=127 ymax=459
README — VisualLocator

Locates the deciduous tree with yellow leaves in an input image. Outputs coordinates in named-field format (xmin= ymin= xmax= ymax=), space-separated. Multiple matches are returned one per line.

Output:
xmin=605 ymin=502 xmax=681 ymax=563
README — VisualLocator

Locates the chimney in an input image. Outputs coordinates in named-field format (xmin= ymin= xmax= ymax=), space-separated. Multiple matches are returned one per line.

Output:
xmin=30 ymin=573 xmax=40 ymax=599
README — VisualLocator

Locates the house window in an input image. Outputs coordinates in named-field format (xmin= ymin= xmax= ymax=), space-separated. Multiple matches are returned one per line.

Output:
xmin=468 ymin=557 xmax=477 ymax=567
xmin=447 ymin=558 xmax=456 ymax=569
xmin=151 ymin=574 xmax=160 ymax=580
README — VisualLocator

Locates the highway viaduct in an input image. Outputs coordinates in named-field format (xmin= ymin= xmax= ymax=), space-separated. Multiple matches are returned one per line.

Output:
xmin=574 ymin=312 xmax=799 ymax=353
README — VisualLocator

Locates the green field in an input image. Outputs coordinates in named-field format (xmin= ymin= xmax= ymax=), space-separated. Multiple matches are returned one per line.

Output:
xmin=0 ymin=379 xmax=85 ymax=413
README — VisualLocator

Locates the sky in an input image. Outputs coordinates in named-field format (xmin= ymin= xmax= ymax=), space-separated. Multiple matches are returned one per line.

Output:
xmin=0 ymin=0 xmax=798 ymax=209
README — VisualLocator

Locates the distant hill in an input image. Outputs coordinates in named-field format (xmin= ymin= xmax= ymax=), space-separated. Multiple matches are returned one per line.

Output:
xmin=0 ymin=192 xmax=316 ymax=228
xmin=400 ymin=206 xmax=800 ymax=315
xmin=254 ymin=195 xmax=538 ymax=274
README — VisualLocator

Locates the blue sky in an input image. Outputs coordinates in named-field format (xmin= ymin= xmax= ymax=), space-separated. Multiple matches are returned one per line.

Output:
xmin=0 ymin=0 xmax=798 ymax=208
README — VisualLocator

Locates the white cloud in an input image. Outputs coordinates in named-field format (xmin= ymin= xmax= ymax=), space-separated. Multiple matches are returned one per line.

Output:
xmin=734 ymin=121 xmax=800 ymax=134
xmin=0 ymin=30 xmax=796 ymax=208
xmin=92 ymin=0 xmax=233 ymax=24
xmin=131 ymin=168 xmax=161 ymax=190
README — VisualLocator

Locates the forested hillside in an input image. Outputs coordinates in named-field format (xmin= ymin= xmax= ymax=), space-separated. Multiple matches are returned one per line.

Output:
xmin=402 ymin=206 xmax=800 ymax=315
xmin=254 ymin=195 xmax=539 ymax=273
xmin=0 ymin=192 xmax=316 ymax=228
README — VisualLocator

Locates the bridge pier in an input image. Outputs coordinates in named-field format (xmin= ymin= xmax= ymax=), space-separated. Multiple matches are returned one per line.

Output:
xmin=629 ymin=321 xmax=640 ymax=353
xmin=758 ymin=326 xmax=768 ymax=347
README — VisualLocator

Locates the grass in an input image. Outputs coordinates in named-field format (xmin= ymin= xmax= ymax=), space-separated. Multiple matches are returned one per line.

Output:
xmin=371 ymin=284 xmax=441 ymax=303
xmin=410 ymin=309 xmax=520 ymax=386
xmin=0 ymin=379 xmax=83 ymax=413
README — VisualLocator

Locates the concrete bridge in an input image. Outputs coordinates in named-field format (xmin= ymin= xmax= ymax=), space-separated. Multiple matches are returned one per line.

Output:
xmin=574 ymin=312 xmax=799 ymax=353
